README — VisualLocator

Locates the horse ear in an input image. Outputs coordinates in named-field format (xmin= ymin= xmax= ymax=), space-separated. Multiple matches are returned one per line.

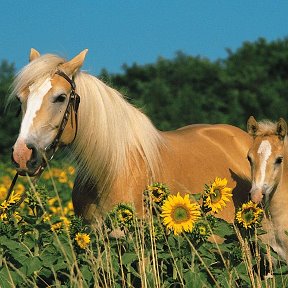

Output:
xmin=60 ymin=49 xmax=88 ymax=76
xmin=276 ymin=118 xmax=287 ymax=140
xmin=29 ymin=48 xmax=41 ymax=62
xmin=247 ymin=116 xmax=259 ymax=137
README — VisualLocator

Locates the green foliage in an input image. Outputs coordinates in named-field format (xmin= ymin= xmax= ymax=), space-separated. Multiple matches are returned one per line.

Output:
xmin=0 ymin=60 xmax=18 ymax=156
xmin=0 ymin=161 xmax=288 ymax=287
xmin=105 ymin=37 xmax=288 ymax=130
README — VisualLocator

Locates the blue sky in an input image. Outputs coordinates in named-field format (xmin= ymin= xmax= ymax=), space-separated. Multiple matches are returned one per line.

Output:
xmin=1 ymin=1 xmax=287 ymax=75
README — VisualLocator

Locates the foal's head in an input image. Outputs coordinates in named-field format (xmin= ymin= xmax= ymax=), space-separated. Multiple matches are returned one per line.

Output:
xmin=11 ymin=48 xmax=88 ymax=176
xmin=247 ymin=116 xmax=287 ymax=204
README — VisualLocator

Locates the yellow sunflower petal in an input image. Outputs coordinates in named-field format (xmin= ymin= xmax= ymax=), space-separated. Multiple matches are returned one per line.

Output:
xmin=161 ymin=193 xmax=200 ymax=235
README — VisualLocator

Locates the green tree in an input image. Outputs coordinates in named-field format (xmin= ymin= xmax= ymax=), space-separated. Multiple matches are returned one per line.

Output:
xmin=223 ymin=37 xmax=288 ymax=126
xmin=0 ymin=60 xmax=18 ymax=156
xmin=105 ymin=37 xmax=288 ymax=130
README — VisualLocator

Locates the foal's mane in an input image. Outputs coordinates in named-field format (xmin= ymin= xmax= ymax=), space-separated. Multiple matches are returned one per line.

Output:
xmin=255 ymin=120 xmax=279 ymax=136
xmin=10 ymin=53 xmax=165 ymax=195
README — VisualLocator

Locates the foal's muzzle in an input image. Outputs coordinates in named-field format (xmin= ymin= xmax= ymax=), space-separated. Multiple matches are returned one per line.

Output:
xmin=250 ymin=189 xmax=264 ymax=204
xmin=250 ymin=184 xmax=270 ymax=204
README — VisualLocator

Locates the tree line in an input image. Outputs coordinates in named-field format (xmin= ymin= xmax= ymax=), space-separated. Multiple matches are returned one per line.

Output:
xmin=1 ymin=37 xmax=288 ymax=154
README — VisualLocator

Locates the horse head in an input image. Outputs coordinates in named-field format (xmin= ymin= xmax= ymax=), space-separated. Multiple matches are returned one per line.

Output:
xmin=247 ymin=116 xmax=287 ymax=204
xmin=11 ymin=48 xmax=88 ymax=176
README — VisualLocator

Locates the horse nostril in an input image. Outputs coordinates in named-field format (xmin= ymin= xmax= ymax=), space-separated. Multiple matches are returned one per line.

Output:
xmin=26 ymin=143 xmax=40 ymax=170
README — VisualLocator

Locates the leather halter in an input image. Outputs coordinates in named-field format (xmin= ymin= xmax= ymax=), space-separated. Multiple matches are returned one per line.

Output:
xmin=4 ymin=71 xmax=80 ymax=208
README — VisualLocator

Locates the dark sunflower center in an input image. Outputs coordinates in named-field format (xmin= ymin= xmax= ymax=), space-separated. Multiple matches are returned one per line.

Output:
xmin=199 ymin=226 xmax=207 ymax=235
xmin=152 ymin=189 xmax=164 ymax=199
xmin=242 ymin=209 xmax=256 ymax=224
xmin=119 ymin=210 xmax=132 ymax=222
xmin=211 ymin=188 xmax=222 ymax=203
xmin=172 ymin=206 xmax=189 ymax=223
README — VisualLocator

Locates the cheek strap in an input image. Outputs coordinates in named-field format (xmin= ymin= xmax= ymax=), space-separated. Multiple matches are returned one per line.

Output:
xmin=44 ymin=71 xmax=80 ymax=160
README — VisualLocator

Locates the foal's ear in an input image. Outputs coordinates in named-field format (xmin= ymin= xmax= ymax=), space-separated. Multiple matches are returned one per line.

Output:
xmin=61 ymin=49 xmax=88 ymax=76
xmin=29 ymin=48 xmax=41 ymax=62
xmin=276 ymin=118 xmax=287 ymax=140
xmin=247 ymin=116 xmax=259 ymax=136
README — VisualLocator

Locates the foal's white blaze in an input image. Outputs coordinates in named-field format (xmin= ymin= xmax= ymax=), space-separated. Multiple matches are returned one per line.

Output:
xmin=257 ymin=140 xmax=272 ymax=187
xmin=19 ymin=78 xmax=52 ymax=140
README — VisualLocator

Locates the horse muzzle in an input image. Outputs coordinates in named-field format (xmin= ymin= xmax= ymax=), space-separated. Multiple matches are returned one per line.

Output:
xmin=250 ymin=184 xmax=271 ymax=204
xmin=12 ymin=140 xmax=43 ymax=176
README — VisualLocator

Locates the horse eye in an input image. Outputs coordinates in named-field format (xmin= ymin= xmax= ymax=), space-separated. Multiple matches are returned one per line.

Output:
xmin=247 ymin=155 xmax=253 ymax=165
xmin=275 ymin=157 xmax=283 ymax=165
xmin=53 ymin=94 xmax=67 ymax=103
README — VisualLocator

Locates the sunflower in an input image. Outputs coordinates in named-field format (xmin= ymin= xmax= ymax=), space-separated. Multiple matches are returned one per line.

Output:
xmin=51 ymin=222 xmax=62 ymax=232
xmin=236 ymin=201 xmax=263 ymax=229
xmin=75 ymin=233 xmax=91 ymax=249
xmin=58 ymin=171 xmax=68 ymax=183
xmin=105 ymin=203 xmax=135 ymax=231
xmin=161 ymin=193 xmax=201 ymax=235
xmin=204 ymin=177 xmax=232 ymax=213
xmin=117 ymin=208 xmax=133 ymax=223
xmin=0 ymin=213 xmax=7 ymax=221
xmin=0 ymin=200 xmax=10 ymax=210
xmin=191 ymin=220 xmax=211 ymax=243
xmin=8 ymin=190 xmax=22 ymax=204
xmin=144 ymin=182 xmax=170 ymax=206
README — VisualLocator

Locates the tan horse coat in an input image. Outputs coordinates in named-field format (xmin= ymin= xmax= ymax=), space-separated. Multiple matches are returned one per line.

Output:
xmin=10 ymin=49 xmax=252 ymax=224
xmin=73 ymin=123 xmax=252 ymax=222
xmin=247 ymin=117 xmax=288 ymax=262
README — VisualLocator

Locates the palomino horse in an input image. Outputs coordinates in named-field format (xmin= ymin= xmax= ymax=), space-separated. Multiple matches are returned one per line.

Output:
xmin=247 ymin=116 xmax=288 ymax=261
xmin=11 ymin=48 xmax=252 ymax=222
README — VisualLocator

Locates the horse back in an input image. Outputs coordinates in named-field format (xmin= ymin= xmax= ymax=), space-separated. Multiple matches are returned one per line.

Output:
xmin=160 ymin=124 xmax=252 ymax=221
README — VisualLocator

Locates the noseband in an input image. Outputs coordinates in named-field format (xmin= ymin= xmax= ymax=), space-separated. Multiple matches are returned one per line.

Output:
xmin=4 ymin=71 xmax=80 ymax=210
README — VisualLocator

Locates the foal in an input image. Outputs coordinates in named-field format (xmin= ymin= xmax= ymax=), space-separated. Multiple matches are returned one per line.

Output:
xmin=247 ymin=116 xmax=288 ymax=261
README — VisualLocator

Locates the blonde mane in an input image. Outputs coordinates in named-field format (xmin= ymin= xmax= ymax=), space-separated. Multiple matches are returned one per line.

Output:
xmin=10 ymin=53 xmax=165 ymax=195
xmin=73 ymin=72 xmax=165 ymax=194
xmin=9 ymin=54 xmax=65 ymax=101
xmin=255 ymin=120 xmax=279 ymax=136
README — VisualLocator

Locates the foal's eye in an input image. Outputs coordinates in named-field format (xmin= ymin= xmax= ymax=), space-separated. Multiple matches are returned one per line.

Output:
xmin=53 ymin=94 xmax=67 ymax=103
xmin=275 ymin=157 xmax=283 ymax=165
xmin=247 ymin=155 xmax=252 ymax=165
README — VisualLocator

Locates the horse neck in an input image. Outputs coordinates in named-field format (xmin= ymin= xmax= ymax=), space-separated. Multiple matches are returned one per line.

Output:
xmin=70 ymin=72 xmax=164 ymax=194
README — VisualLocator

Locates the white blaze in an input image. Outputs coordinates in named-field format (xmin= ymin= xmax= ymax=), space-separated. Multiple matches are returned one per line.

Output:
xmin=19 ymin=78 xmax=52 ymax=140
xmin=257 ymin=140 xmax=272 ymax=186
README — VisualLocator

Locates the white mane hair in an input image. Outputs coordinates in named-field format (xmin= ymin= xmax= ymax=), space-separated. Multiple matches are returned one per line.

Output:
xmin=9 ymin=53 xmax=165 ymax=195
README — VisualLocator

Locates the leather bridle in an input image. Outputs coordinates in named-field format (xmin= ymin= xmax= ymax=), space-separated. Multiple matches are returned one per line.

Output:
xmin=4 ymin=71 xmax=80 ymax=209
xmin=45 ymin=70 xmax=80 ymax=161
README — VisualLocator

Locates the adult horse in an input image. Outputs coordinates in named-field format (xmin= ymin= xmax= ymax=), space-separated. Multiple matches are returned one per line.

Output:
xmin=247 ymin=116 xmax=288 ymax=261
xmin=10 ymin=48 xmax=252 ymax=222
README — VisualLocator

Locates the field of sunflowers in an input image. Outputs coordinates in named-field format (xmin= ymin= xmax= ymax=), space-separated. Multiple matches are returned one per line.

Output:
xmin=0 ymin=160 xmax=288 ymax=287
